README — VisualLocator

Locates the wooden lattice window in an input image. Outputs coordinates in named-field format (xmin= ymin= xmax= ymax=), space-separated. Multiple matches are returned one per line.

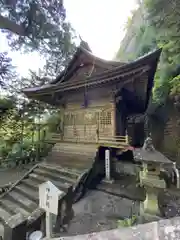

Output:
xmin=100 ymin=111 xmax=112 ymax=125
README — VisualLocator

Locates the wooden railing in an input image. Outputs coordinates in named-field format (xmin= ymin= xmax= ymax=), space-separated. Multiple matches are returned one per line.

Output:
xmin=46 ymin=133 xmax=130 ymax=148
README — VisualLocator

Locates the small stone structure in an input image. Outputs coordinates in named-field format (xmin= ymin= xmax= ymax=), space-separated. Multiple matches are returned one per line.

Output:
xmin=134 ymin=137 xmax=174 ymax=217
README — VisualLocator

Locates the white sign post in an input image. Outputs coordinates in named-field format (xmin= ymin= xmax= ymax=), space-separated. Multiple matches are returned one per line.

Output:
xmin=105 ymin=149 xmax=111 ymax=181
xmin=39 ymin=181 xmax=65 ymax=238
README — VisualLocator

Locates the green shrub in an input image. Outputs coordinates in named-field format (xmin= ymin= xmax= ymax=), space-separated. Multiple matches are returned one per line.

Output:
xmin=117 ymin=215 xmax=137 ymax=227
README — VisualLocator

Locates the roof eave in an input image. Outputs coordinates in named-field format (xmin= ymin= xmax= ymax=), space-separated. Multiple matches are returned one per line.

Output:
xmin=23 ymin=49 xmax=162 ymax=103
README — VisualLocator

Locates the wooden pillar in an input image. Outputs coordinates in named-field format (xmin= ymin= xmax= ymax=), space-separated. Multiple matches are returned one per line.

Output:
xmin=116 ymin=107 xmax=126 ymax=136
xmin=115 ymin=93 xmax=127 ymax=136
xmin=112 ymin=101 xmax=116 ymax=137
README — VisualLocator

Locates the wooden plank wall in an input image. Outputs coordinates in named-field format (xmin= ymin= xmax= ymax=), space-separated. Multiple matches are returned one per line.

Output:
xmin=62 ymin=87 xmax=116 ymax=142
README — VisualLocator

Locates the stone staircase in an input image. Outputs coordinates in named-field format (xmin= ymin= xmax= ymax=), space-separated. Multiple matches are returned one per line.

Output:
xmin=45 ymin=142 xmax=97 ymax=171
xmin=0 ymin=142 xmax=107 ymax=239
xmin=0 ymin=163 xmax=83 ymax=239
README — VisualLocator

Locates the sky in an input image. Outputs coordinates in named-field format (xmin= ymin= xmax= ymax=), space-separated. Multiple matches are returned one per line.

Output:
xmin=0 ymin=0 xmax=138 ymax=77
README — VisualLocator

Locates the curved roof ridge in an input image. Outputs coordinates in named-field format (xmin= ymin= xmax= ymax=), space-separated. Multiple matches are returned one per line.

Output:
xmin=79 ymin=45 xmax=126 ymax=66
xmin=23 ymin=48 xmax=161 ymax=95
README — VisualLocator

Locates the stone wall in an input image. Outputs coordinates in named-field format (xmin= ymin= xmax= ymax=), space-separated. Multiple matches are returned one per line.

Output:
xmin=161 ymin=108 xmax=180 ymax=165
xmin=151 ymin=103 xmax=180 ymax=165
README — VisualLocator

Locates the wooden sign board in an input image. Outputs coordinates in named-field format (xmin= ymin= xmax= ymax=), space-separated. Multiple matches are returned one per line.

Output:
xmin=39 ymin=181 xmax=65 ymax=215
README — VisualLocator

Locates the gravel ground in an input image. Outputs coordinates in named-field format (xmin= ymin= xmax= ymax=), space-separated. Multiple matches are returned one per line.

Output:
xmin=64 ymin=190 xmax=140 ymax=236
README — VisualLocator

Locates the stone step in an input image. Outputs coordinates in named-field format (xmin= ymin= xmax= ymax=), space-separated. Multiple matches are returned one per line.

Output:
xmin=0 ymin=199 xmax=15 ymax=215
xmin=52 ymin=143 xmax=97 ymax=153
xmin=29 ymin=173 xmax=71 ymax=193
xmin=46 ymin=156 xmax=93 ymax=167
xmin=0 ymin=163 xmax=75 ymax=238
xmin=39 ymin=164 xmax=81 ymax=179
xmin=7 ymin=190 xmax=36 ymax=212
xmin=33 ymin=168 xmax=77 ymax=185
xmin=49 ymin=160 xmax=91 ymax=171
xmin=14 ymin=184 xmax=38 ymax=203
xmin=0 ymin=197 xmax=30 ymax=216
xmin=0 ymin=205 xmax=12 ymax=223
xmin=49 ymin=152 xmax=95 ymax=159
xmin=48 ymin=152 xmax=94 ymax=161
xmin=21 ymin=178 xmax=39 ymax=190
xmin=46 ymin=151 xmax=94 ymax=169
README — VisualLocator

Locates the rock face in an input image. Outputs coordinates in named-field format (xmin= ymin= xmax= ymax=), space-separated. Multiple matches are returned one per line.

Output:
xmin=116 ymin=4 xmax=147 ymax=61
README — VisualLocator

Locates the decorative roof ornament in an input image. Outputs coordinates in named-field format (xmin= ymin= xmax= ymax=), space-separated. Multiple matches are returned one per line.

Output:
xmin=79 ymin=38 xmax=92 ymax=52
xmin=142 ymin=135 xmax=155 ymax=152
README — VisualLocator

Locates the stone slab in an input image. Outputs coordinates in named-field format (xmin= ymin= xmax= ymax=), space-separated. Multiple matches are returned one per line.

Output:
xmin=44 ymin=216 xmax=180 ymax=240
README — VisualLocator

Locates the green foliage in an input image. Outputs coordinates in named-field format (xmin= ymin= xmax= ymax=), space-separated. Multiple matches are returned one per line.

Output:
xmin=169 ymin=75 xmax=180 ymax=97
xmin=0 ymin=142 xmax=11 ymax=158
xmin=0 ymin=0 xmax=77 ymax=82
xmin=0 ymin=0 xmax=77 ymax=167
xmin=135 ymin=24 xmax=157 ymax=57
xmin=0 ymin=52 xmax=16 ymax=89
xmin=46 ymin=111 xmax=62 ymax=133
xmin=0 ymin=96 xmax=15 ymax=116
xmin=0 ymin=93 xmax=60 ymax=167
xmin=116 ymin=0 xmax=180 ymax=103
xmin=144 ymin=0 xmax=180 ymax=101
xmin=0 ymin=0 xmax=74 ymax=52
xmin=117 ymin=215 xmax=137 ymax=227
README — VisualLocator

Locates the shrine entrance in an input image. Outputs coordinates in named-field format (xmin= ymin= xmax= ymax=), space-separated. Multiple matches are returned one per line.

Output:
xmin=63 ymin=107 xmax=113 ymax=143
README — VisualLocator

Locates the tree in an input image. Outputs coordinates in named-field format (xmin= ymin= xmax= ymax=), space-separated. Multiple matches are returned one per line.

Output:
xmin=0 ymin=0 xmax=76 ymax=56
xmin=0 ymin=52 xmax=16 ymax=88
xmin=0 ymin=1 xmax=77 ymax=162
xmin=143 ymin=0 xmax=180 ymax=102
xmin=0 ymin=96 xmax=15 ymax=117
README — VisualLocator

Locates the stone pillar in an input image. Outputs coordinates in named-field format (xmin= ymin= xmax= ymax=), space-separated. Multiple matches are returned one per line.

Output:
xmin=103 ymin=148 xmax=114 ymax=184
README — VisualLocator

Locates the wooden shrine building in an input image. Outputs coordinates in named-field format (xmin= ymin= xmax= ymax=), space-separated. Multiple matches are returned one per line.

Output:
xmin=23 ymin=42 xmax=161 ymax=155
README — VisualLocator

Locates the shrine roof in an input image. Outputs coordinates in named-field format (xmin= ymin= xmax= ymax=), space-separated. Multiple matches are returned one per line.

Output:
xmin=51 ymin=42 xmax=125 ymax=84
xmin=23 ymin=48 xmax=162 ymax=98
